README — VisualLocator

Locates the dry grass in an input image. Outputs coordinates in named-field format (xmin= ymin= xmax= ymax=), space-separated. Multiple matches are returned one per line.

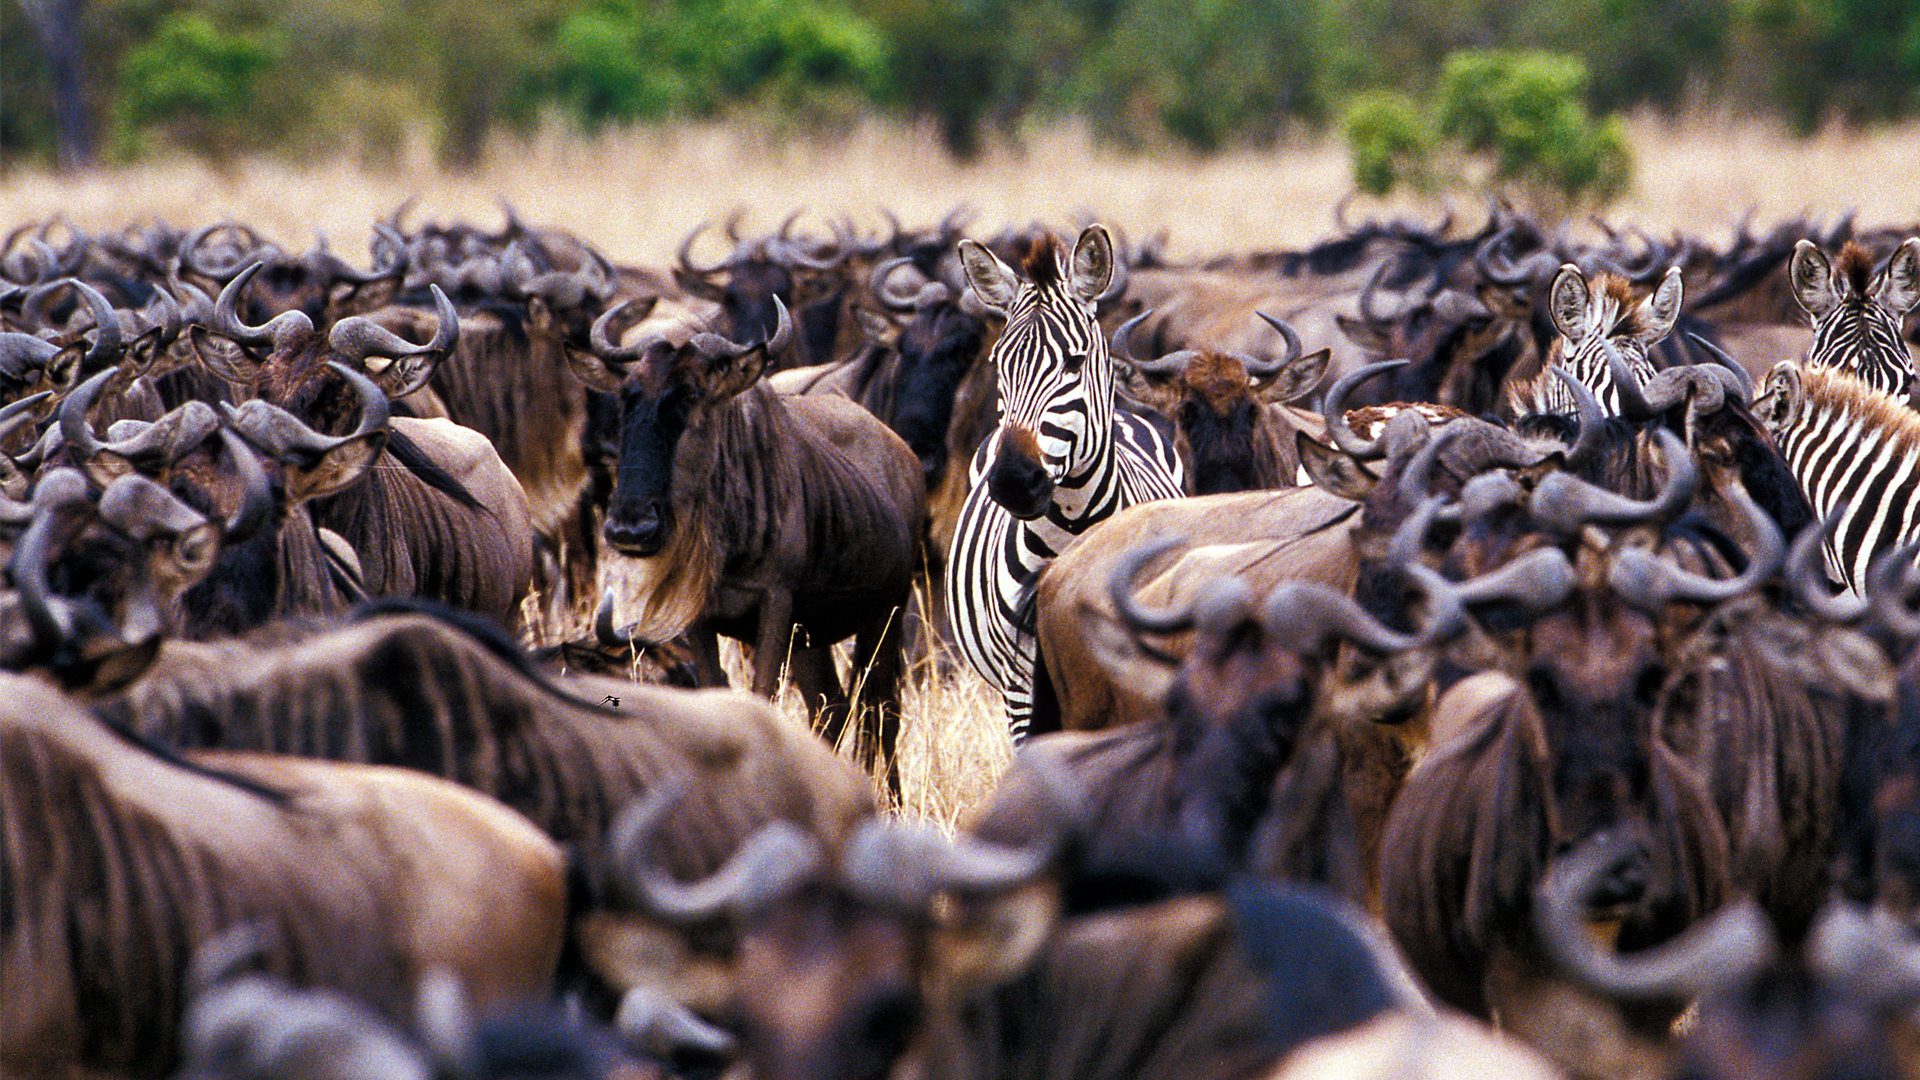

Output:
xmin=4 ymin=114 xmax=1916 ymax=269
xmin=8 ymin=113 xmax=1914 ymax=828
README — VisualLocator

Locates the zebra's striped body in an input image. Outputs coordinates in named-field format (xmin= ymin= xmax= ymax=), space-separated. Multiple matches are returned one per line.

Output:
xmin=945 ymin=228 xmax=1184 ymax=738
xmin=1508 ymin=265 xmax=1680 ymax=420
xmin=1756 ymin=361 xmax=1920 ymax=593
xmin=1790 ymin=239 xmax=1920 ymax=399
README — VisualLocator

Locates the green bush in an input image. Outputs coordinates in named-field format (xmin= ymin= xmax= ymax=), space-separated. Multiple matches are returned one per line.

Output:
xmin=1345 ymin=49 xmax=1632 ymax=206
xmin=113 ymin=13 xmax=277 ymax=159
xmin=1344 ymin=91 xmax=1434 ymax=195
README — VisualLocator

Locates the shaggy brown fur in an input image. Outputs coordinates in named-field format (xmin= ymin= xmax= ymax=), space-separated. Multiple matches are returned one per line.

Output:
xmin=2 ymin=675 xmax=564 ymax=1078
xmin=1022 ymin=232 xmax=1065 ymax=288
xmin=1837 ymin=240 xmax=1877 ymax=297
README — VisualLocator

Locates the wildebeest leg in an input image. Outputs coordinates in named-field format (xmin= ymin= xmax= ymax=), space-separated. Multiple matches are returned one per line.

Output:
xmin=792 ymin=645 xmax=849 ymax=741
xmin=690 ymin=626 xmax=726 ymax=687
xmin=851 ymin=601 xmax=907 ymax=798
xmin=751 ymin=591 xmax=797 ymax=699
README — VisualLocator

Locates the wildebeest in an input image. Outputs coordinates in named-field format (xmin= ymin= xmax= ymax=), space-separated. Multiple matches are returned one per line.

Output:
xmin=192 ymin=264 xmax=536 ymax=626
xmin=569 ymin=296 xmax=924 ymax=791
xmin=1 ymin=674 xmax=566 ymax=1078
xmin=1109 ymin=308 xmax=1331 ymax=494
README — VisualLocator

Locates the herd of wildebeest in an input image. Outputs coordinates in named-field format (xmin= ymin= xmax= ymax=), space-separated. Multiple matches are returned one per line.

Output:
xmin=9 ymin=197 xmax=1920 ymax=1079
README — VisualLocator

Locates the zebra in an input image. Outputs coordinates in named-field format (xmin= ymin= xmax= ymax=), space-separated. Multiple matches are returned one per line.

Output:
xmin=945 ymin=225 xmax=1184 ymax=739
xmin=1752 ymin=359 xmax=1920 ymax=593
xmin=1788 ymin=238 xmax=1920 ymax=399
xmin=1505 ymin=263 xmax=1681 ymax=420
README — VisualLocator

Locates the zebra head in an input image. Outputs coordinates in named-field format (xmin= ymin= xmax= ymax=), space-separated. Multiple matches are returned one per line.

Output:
xmin=1790 ymin=238 xmax=1920 ymax=398
xmin=957 ymin=226 xmax=1116 ymax=520
xmin=1539 ymin=262 xmax=1682 ymax=416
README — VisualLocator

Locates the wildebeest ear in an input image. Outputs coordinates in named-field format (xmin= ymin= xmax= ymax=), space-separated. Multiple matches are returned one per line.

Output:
xmin=1296 ymin=431 xmax=1377 ymax=501
xmin=931 ymin=881 xmax=1060 ymax=995
xmin=1873 ymin=237 xmax=1920 ymax=315
xmin=1334 ymin=314 xmax=1390 ymax=353
xmin=1257 ymin=347 xmax=1331 ymax=405
xmin=1547 ymin=263 xmax=1591 ymax=342
xmin=361 ymin=352 xmax=440 ymax=401
xmin=187 ymin=324 xmax=260 ymax=388
xmin=958 ymin=240 xmax=1017 ymax=311
xmin=1790 ymin=239 xmax=1838 ymax=319
xmin=44 ymin=342 xmax=87 ymax=392
xmin=81 ymin=449 xmax=137 ymax=490
xmin=563 ymin=342 xmax=627 ymax=394
xmin=1069 ymin=225 xmax=1114 ymax=304
xmin=327 ymin=277 xmax=401 ymax=320
xmin=853 ymin=307 xmax=900 ymax=348
xmin=284 ymin=430 xmax=386 ymax=503
xmin=701 ymin=345 xmax=769 ymax=401
xmin=1637 ymin=265 xmax=1683 ymax=344
xmin=673 ymin=268 xmax=726 ymax=303
xmin=1476 ymin=282 xmax=1531 ymax=321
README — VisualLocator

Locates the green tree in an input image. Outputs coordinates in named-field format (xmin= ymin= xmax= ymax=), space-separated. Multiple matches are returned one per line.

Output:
xmin=112 ymin=11 xmax=276 ymax=160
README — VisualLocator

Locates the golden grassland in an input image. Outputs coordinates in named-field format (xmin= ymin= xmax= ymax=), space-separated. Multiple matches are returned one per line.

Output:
xmin=9 ymin=114 xmax=1918 ymax=826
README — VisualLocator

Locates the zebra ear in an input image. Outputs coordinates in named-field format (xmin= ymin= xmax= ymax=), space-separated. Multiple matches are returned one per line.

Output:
xmin=1069 ymin=225 xmax=1115 ymax=304
xmin=1547 ymin=264 xmax=1591 ymax=343
xmin=1638 ymin=266 xmax=1683 ymax=343
xmin=1873 ymin=237 xmax=1920 ymax=315
xmin=1752 ymin=362 xmax=1802 ymax=432
xmin=1790 ymin=239 xmax=1838 ymax=319
xmin=958 ymin=240 xmax=1017 ymax=312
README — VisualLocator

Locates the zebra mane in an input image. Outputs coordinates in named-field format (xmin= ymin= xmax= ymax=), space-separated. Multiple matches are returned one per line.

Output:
xmin=1595 ymin=273 xmax=1648 ymax=338
xmin=1796 ymin=364 xmax=1920 ymax=448
xmin=1020 ymin=233 xmax=1063 ymax=288
xmin=1837 ymin=241 xmax=1875 ymax=297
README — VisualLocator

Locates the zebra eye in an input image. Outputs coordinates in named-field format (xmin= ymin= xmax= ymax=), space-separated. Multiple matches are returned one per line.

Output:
xmin=1064 ymin=351 xmax=1088 ymax=372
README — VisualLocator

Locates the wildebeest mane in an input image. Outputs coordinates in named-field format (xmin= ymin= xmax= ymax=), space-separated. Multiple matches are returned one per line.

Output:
xmin=385 ymin=425 xmax=485 ymax=511
xmin=348 ymin=595 xmax=620 ymax=716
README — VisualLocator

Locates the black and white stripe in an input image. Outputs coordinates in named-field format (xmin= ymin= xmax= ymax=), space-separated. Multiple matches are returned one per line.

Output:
xmin=1510 ymin=264 xmax=1679 ymax=420
xmin=1789 ymin=237 xmax=1920 ymax=400
xmin=1804 ymin=293 xmax=1914 ymax=399
xmin=1757 ymin=362 xmax=1920 ymax=593
xmin=946 ymin=237 xmax=1183 ymax=739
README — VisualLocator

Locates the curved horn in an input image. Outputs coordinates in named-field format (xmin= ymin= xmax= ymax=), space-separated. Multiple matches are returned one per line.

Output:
xmin=1530 ymin=429 xmax=1697 ymax=534
xmin=1321 ymin=360 xmax=1408 ymax=458
xmin=1475 ymin=226 xmax=1532 ymax=286
xmin=58 ymin=365 xmax=117 ymax=461
xmin=65 ymin=280 xmax=123 ymax=371
xmin=326 ymin=284 xmax=458 ymax=365
xmin=1358 ymin=262 xmax=1407 ymax=325
xmin=218 ymin=427 xmax=273 ymax=542
xmin=588 ymin=300 xmax=656 ymax=366
xmin=870 ymin=256 xmax=929 ymax=313
xmin=841 ymin=818 xmax=1056 ymax=910
xmin=1550 ymin=365 xmax=1605 ymax=469
xmin=1867 ymin=544 xmax=1920 ymax=642
xmin=212 ymin=262 xmax=313 ymax=351
xmin=676 ymin=222 xmax=727 ymax=278
xmin=1262 ymin=576 xmax=1426 ymax=656
xmin=10 ymin=472 xmax=91 ymax=647
xmin=1537 ymin=831 xmax=1773 ymax=1000
xmin=1786 ymin=509 xmax=1867 ymax=622
xmin=608 ymin=784 xmax=823 ymax=926
xmin=1607 ymin=479 xmax=1785 ymax=609
xmin=1684 ymin=332 xmax=1755 ymax=400
xmin=329 ymin=361 xmax=391 ymax=440
xmin=1108 ymin=536 xmax=1191 ymax=636
xmin=1228 ymin=309 xmax=1305 ymax=380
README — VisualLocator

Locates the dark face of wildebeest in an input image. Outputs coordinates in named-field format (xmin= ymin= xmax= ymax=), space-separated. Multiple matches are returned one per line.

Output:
xmin=856 ymin=285 xmax=989 ymax=487
xmin=567 ymin=298 xmax=792 ymax=557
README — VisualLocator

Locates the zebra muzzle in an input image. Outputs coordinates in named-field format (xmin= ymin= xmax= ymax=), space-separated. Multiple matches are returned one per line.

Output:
xmin=987 ymin=426 xmax=1055 ymax=520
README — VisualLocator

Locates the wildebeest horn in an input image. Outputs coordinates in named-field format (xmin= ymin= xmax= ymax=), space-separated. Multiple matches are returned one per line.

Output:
xmin=219 ymin=361 xmax=389 ymax=458
xmin=1111 ymin=310 xmax=1197 ymax=378
xmin=1866 ymin=545 xmax=1920 ymax=642
xmin=1109 ymin=536 xmax=1190 ymax=635
xmin=588 ymin=300 xmax=665 ymax=366
xmin=1321 ymin=360 xmax=1408 ymax=458
xmin=11 ymin=469 xmax=92 ymax=646
xmin=1684 ymin=333 xmax=1754 ymax=400
xmin=0 ymin=333 xmax=61 ymax=382
xmin=609 ymin=783 xmax=824 ymax=925
xmin=0 ymin=389 xmax=50 ymax=447
xmin=1786 ymin=510 xmax=1867 ymax=622
xmin=616 ymin=987 xmax=738 ymax=1061
xmin=1262 ymin=570 xmax=1447 ymax=657
xmin=327 ymin=284 xmax=458 ymax=366
xmin=219 ymin=428 xmax=272 ymax=542
xmin=58 ymin=365 xmax=118 ymax=462
xmin=842 ymin=817 xmax=1056 ymax=910
xmin=1437 ymin=549 xmax=1581 ymax=626
xmin=1553 ymin=366 xmax=1605 ymax=470
xmin=1537 ymin=830 xmax=1774 ymax=999
xmin=1608 ymin=480 xmax=1785 ymax=610
xmin=1474 ymin=225 xmax=1558 ymax=287
xmin=870 ymin=256 xmax=930 ymax=313
xmin=1530 ymin=429 xmax=1696 ymax=534
xmin=61 ymin=279 xmax=124 ymax=372
xmin=212 ymin=263 xmax=314 ymax=351
xmin=181 ymin=221 xmax=265 ymax=281
xmin=691 ymin=295 xmax=791 ymax=359
xmin=1234 ymin=311 xmax=1304 ymax=379
xmin=677 ymin=222 xmax=728 ymax=278
xmin=1358 ymin=262 xmax=1408 ymax=325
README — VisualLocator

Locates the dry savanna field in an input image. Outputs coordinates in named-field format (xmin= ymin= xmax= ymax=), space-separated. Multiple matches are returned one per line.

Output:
xmin=11 ymin=115 xmax=1916 ymax=826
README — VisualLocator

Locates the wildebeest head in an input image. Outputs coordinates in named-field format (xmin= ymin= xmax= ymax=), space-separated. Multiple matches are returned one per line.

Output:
xmin=188 ymin=261 xmax=458 ymax=432
xmin=676 ymin=212 xmax=852 ymax=361
xmin=0 ymin=278 xmax=126 ymax=405
xmin=959 ymin=227 xmax=1122 ymax=520
xmin=566 ymin=298 xmax=792 ymax=557
xmin=177 ymin=223 xmax=405 ymax=326
xmin=862 ymin=256 xmax=992 ymax=485
xmin=1111 ymin=309 xmax=1329 ymax=494
xmin=602 ymin=791 xmax=1058 ymax=1080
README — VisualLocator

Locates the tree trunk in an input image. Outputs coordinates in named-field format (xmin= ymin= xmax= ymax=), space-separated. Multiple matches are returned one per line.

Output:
xmin=19 ymin=0 xmax=94 ymax=170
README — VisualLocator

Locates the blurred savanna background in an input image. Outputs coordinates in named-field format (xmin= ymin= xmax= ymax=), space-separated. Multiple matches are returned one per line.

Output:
xmin=6 ymin=0 xmax=1919 ymax=818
